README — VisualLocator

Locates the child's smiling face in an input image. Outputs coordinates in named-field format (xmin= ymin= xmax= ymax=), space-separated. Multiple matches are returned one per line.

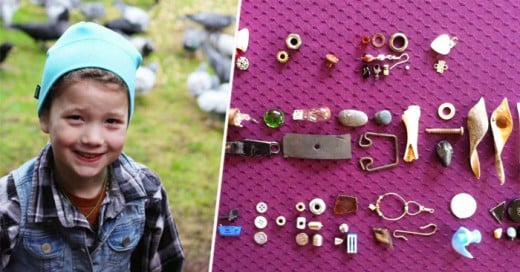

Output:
xmin=39 ymin=79 xmax=128 ymax=184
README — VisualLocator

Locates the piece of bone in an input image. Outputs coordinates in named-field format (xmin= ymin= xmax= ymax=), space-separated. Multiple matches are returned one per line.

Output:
xmin=490 ymin=98 xmax=513 ymax=185
xmin=467 ymin=97 xmax=488 ymax=179
xmin=402 ymin=105 xmax=421 ymax=162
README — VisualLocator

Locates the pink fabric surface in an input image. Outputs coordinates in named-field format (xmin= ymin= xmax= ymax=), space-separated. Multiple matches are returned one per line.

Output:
xmin=212 ymin=0 xmax=520 ymax=271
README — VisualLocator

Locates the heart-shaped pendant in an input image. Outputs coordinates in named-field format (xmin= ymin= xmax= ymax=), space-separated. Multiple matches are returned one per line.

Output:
xmin=431 ymin=34 xmax=458 ymax=55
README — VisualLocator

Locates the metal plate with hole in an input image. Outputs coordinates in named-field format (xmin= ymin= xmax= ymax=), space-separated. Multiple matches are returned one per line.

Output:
xmin=283 ymin=133 xmax=351 ymax=159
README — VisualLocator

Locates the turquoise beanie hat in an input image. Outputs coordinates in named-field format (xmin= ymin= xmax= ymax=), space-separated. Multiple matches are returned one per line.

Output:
xmin=35 ymin=22 xmax=142 ymax=120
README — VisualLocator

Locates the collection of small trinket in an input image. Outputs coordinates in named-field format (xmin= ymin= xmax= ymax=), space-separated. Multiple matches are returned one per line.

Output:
xmin=225 ymin=29 xmax=520 ymax=259
xmin=360 ymin=32 xmax=410 ymax=79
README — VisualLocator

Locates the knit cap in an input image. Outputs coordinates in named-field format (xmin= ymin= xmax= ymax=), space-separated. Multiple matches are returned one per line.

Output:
xmin=35 ymin=22 xmax=142 ymax=120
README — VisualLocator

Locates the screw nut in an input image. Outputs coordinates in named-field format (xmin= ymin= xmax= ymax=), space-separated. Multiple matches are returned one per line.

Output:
xmin=286 ymin=33 xmax=302 ymax=50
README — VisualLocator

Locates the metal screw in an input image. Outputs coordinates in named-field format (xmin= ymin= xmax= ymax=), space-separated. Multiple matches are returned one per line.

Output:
xmin=425 ymin=126 xmax=464 ymax=135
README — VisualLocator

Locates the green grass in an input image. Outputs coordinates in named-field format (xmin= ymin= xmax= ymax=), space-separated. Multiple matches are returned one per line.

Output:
xmin=0 ymin=1 xmax=238 ymax=271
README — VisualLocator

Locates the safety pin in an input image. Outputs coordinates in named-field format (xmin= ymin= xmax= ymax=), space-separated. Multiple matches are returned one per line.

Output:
xmin=389 ymin=53 xmax=410 ymax=70
xmin=393 ymin=223 xmax=437 ymax=241
xmin=358 ymin=132 xmax=399 ymax=172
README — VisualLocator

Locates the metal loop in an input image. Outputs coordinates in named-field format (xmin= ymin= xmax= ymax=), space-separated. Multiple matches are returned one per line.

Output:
xmin=369 ymin=192 xmax=434 ymax=221
xmin=393 ymin=223 xmax=438 ymax=241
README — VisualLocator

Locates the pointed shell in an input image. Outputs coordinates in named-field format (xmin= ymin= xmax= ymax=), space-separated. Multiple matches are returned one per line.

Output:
xmin=490 ymin=98 xmax=513 ymax=185
xmin=467 ymin=97 xmax=488 ymax=179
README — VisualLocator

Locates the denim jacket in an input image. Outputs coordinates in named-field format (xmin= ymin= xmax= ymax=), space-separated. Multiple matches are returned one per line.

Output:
xmin=0 ymin=145 xmax=184 ymax=271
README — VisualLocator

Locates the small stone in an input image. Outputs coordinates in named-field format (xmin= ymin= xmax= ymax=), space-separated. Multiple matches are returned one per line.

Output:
xmin=263 ymin=109 xmax=285 ymax=128
xmin=334 ymin=195 xmax=358 ymax=215
xmin=373 ymin=227 xmax=393 ymax=249
xmin=493 ymin=228 xmax=503 ymax=239
xmin=374 ymin=110 xmax=392 ymax=125
xmin=338 ymin=109 xmax=368 ymax=127
xmin=436 ymin=140 xmax=454 ymax=167
xmin=362 ymin=65 xmax=370 ymax=78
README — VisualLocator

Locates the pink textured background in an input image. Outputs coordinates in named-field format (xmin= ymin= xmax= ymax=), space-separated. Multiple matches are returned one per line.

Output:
xmin=212 ymin=1 xmax=520 ymax=271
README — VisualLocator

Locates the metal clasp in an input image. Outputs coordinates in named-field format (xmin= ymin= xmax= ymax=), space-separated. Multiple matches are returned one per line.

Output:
xmin=225 ymin=139 xmax=280 ymax=156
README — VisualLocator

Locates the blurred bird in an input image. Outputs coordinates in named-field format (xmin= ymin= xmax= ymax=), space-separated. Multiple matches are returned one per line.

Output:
xmin=201 ymin=41 xmax=232 ymax=83
xmin=196 ymin=83 xmax=230 ymax=122
xmin=114 ymin=0 xmax=149 ymax=32
xmin=104 ymin=18 xmax=144 ymax=35
xmin=185 ymin=12 xmax=234 ymax=32
xmin=9 ymin=8 xmax=69 ymax=44
xmin=79 ymin=2 xmax=106 ymax=22
xmin=186 ymin=62 xmax=219 ymax=98
xmin=182 ymin=27 xmax=205 ymax=54
xmin=135 ymin=62 xmax=158 ymax=95
xmin=1 ymin=0 xmax=19 ymax=27
xmin=207 ymin=32 xmax=235 ymax=57
xmin=128 ymin=36 xmax=154 ymax=57
xmin=44 ymin=0 xmax=79 ymax=22
xmin=0 ymin=42 xmax=14 ymax=64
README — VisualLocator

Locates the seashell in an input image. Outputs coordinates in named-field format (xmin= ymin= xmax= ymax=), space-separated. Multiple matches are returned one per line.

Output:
xmin=490 ymin=98 xmax=513 ymax=185
xmin=236 ymin=28 xmax=249 ymax=52
xmin=467 ymin=97 xmax=488 ymax=179
xmin=402 ymin=105 xmax=421 ymax=162
xmin=337 ymin=109 xmax=368 ymax=127
xmin=436 ymin=140 xmax=454 ymax=167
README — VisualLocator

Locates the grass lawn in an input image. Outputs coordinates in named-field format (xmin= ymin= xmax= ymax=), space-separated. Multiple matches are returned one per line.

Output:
xmin=0 ymin=0 xmax=238 ymax=270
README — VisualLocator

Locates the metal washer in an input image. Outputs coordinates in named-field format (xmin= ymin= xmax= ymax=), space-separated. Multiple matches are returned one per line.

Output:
xmin=438 ymin=102 xmax=456 ymax=120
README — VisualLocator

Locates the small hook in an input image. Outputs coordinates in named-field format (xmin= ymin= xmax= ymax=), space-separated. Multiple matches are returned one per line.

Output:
xmin=389 ymin=53 xmax=410 ymax=70
xmin=393 ymin=223 xmax=437 ymax=241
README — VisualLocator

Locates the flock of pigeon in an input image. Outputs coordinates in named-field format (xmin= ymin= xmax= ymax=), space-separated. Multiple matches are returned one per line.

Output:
xmin=183 ymin=12 xmax=236 ymax=123
xmin=1 ymin=0 xmax=236 ymax=124
xmin=1 ymin=0 xmax=158 ymax=95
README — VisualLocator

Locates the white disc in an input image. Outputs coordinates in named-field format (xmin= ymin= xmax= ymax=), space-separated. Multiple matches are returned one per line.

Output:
xmin=450 ymin=193 xmax=477 ymax=219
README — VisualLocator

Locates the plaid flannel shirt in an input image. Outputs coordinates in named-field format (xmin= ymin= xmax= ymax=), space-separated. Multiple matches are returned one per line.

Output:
xmin=0 ymin=144 xmax=184 ymax=271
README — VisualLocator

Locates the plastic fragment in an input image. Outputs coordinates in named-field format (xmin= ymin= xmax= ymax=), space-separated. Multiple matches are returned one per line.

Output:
xmin=452 ymin=226 xmax=481 ymax=259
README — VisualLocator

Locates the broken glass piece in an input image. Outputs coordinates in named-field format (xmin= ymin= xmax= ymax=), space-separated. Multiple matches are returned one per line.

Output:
xmin=490 ymin=201 xmax=505 ymax=224
xmin=333 ymin=195 xmax=358 ymax=214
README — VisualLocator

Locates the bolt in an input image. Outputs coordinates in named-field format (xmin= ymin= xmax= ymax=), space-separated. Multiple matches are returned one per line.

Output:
xmin=425 ymin=126 xmax=464 ymax=135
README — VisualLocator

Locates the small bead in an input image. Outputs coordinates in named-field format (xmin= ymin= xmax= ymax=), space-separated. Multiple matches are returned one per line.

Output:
xmin=506 ymin=226 xmax=516 ymax=240
xmin=235 ymin=56 xmax=249 ymax=70
xmin=493 ymin=228 xmax=503 ymax=239
xmin=263 ymin=109 xmax=285 ymax=128
xmin=362 ymin=65 xmax=370 ymax=78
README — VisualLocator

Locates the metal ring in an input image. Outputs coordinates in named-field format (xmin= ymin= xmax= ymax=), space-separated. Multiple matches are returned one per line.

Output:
xmin=276 ymin=50 xmax=289 ymax=63
xmin=388 ymin=32 xmax=408 ymax=53
xmin=371 ymin=33 xmax=385 ymax=48
xmin=276 ymin=216 xmax=286 ymax=226
xmin=438 ymin=102 xmax=456 ymax=120
xmin=375 ymin=192 xmax=407 ymax=221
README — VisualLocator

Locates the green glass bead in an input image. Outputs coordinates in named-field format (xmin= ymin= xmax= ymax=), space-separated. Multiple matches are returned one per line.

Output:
xmin=263 ymin=109 xmax=285 ymax=128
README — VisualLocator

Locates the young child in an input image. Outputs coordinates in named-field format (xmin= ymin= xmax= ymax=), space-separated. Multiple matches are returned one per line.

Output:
xmin=0 ymin=22 xmax=184 ymax=271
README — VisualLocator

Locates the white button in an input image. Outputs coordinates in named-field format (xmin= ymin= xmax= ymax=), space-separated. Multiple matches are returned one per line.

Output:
xmin=254 ymin=231 xmax=268 ymax=245
xmin=256 ymin=202 xmax=268 ymax=214
xmin=450 ymin=193 xmax=477 ymax=219
xmin=254 ymin=215 xmax=268 ymax=229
